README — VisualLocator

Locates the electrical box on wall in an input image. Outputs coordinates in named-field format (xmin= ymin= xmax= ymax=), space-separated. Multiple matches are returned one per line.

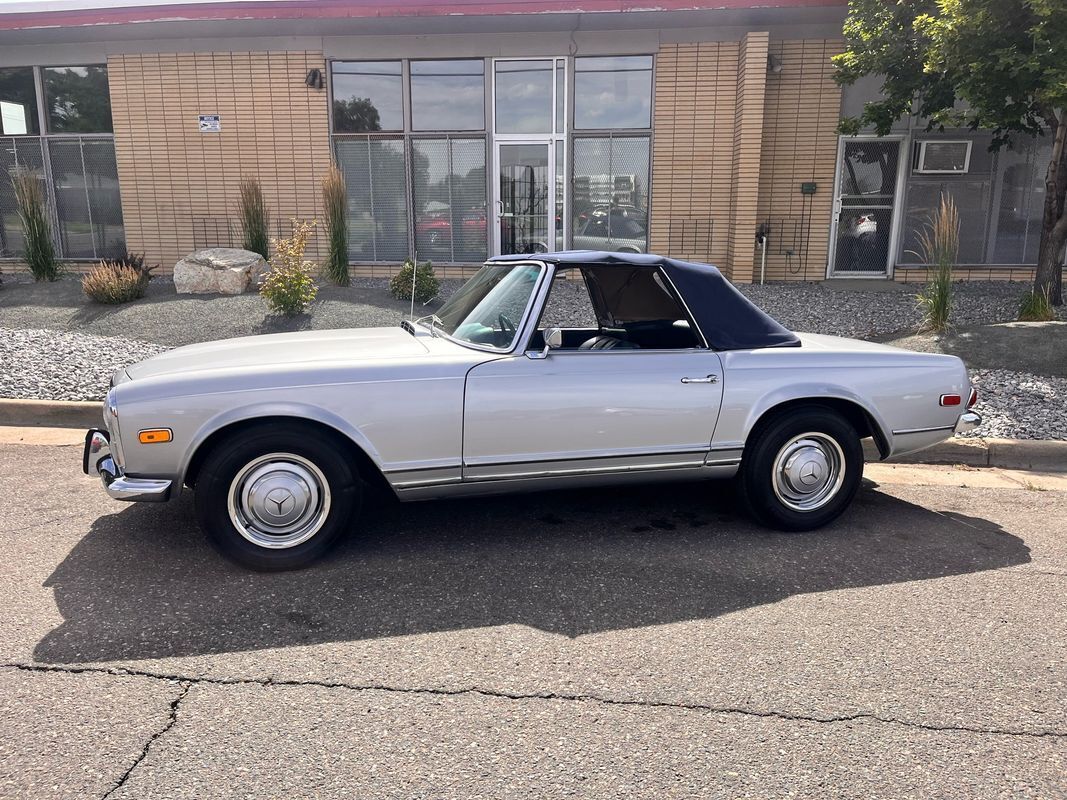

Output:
xmin=799 ymin=182 xmax=817 ymax=195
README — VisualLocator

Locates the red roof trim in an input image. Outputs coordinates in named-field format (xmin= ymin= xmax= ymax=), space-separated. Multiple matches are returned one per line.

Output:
xmin=0 ymin=0 xmax=846 ymax=31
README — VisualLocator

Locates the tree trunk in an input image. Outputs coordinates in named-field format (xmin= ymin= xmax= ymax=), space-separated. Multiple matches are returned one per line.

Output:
xmin=1035 ymin=111 xmax=1067 ymax=306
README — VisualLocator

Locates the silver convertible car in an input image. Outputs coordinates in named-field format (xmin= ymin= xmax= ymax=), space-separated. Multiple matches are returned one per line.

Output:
xmin=84 ymin=252 xmax=979 ymax=569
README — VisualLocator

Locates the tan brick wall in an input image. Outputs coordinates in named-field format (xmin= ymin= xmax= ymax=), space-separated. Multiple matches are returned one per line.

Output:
xmin=755 ymin=39 xmax=843 ymax=282
xmin=108 ymin=51 xmax=331 ymax=272
xmin=650 ymin=36 xmax=841 ymax=283
xmin=649 ymin=41 xmax=740 ymax=272
xmin=726 ymin=31 xmax=769 ymax=283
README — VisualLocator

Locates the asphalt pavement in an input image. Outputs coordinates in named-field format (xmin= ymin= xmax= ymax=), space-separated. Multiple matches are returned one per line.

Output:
xmin=0 ymin=441 xmax=1064 ymax=799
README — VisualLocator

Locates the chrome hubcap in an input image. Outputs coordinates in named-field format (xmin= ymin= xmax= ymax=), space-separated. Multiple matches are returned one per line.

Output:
xmin=771 ymin=432 xmax=845 ymax=512
xmin=227 ymin=453 xmax=331 ymax=549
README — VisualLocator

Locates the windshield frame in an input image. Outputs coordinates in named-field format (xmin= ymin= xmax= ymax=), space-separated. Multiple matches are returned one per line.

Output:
xmin=418 ymin=260 xmax=549 ymax=354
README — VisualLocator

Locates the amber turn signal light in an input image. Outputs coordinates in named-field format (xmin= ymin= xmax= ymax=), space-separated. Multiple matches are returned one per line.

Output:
xmin=138 ymin=428 xmax=173 ymax=444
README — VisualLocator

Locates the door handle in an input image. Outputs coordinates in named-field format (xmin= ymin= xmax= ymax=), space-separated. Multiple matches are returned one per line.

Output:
xmin=680 ymin=375 xmax=718 ymax=384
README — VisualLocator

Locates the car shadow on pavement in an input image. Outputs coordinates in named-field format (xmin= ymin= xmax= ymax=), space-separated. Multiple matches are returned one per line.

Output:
xmin=33 ymin=480 xmax=1030 ymax=664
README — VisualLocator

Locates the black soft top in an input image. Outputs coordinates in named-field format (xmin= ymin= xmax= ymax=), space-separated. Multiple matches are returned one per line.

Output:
xmin=488 ymin=250 xmax=800 ymax=350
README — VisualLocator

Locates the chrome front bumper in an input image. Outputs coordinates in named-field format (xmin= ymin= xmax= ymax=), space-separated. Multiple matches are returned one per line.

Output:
xmin=83 ymin=429 xmax=172 ymax=502
xmin=954 ymin=411 xmax=982 ymax=434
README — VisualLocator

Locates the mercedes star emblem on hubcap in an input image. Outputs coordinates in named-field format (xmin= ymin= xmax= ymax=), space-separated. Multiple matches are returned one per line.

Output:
xmin=265 ymin=488 xmax=293 ymax=516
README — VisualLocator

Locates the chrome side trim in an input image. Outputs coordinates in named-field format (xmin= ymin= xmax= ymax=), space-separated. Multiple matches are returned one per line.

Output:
xmin=470 ymin=460 xmax=723 ymax=483
xmin=891 ymin=424 xmax=955 ymax=436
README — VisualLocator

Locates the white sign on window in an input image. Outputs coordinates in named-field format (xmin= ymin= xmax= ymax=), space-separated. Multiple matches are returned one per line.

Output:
xmin=198 ymin=114 xmax=221 ymax=133
xmin=1 ymin=101 xmax=28 ymax=135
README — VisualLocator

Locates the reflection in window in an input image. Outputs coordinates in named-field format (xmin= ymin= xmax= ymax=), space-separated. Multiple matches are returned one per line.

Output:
xmin=410 ymin=60 xmax=484 ymax=131
xmin=571 ymin=136 xmax=650 ymax=253
xmin=331 ymin=62 xmax=403 ymax=132
xmin=412 ymin=137 xmax=487 ymax=262
xmin=494 ymin=60 xmax=553 ymax=134
xmin=992 ymin=137 xmax=1051 ymax=264
xmin=0 ymin=67 xmax=39 ymax=135
xmin=0 ymin=137 xmax=45 ymax=257
xmin=573 ymin=56 xmax=653 ymax=130
xmin=44 ymin=66 xmax=112 ymax=133
xmin=334 ymin=137 xmax=410 ymax=261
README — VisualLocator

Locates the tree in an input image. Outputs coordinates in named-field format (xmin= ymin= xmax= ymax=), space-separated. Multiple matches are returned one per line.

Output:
xmin=833 ymin=0 xmax=1067 ymax=304
xmin=331 ymin=98 xmax=381 ymax=132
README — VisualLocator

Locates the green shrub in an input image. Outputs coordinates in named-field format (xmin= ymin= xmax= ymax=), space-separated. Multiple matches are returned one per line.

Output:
xmin=914 ymin=194 xmax=959 ymax=333
xmin=11 ymin=168 xmax=60 ymax=282
xmin=389 ymin=259 xmax=439 ymax=303
xmin=321 ymin=165 xmax=350 ymax=286
xmin=1018 ymin=286 xmax=1054 ymax=321
xmin=82 ymin=252 xmax=156 ymax=304
xmin=238 ymin=175 xmax=270 ymax=259
xmin=261 ymin=219 xmax=319 ymax=316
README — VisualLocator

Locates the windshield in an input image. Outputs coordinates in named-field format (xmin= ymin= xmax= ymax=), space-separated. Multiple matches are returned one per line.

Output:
xmin=427 ymin=262 xmax=544 ymax=350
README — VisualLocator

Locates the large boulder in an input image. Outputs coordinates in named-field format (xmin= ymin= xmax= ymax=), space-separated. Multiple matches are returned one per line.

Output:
xmin=173 ymin=248 xmax=267 ymax=295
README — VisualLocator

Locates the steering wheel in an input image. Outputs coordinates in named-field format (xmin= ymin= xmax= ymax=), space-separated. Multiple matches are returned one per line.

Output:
xmin=498 ymin=313 xmax=515 ymax=337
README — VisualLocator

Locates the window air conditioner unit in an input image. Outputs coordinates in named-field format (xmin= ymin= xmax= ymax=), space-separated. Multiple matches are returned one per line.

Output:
xmin=915 ymin=140 xmax=972 ymax=174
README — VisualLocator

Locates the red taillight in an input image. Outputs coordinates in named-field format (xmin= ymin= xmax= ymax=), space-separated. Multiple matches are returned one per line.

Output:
xmin=967 ymin=387 xmax=978 ymax=408
xmin=940 ymin=394 xmax=962 ymax=407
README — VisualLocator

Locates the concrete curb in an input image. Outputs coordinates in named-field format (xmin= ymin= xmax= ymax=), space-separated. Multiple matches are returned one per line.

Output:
xmin=0 ymin=399 xmax=100 ymax=429
xmin=2 ymin=398 xmax=1066 ymax=472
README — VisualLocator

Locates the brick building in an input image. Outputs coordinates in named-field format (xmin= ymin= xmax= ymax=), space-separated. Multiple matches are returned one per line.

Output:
xmin=0 ymin=0 xmax=1051 ymax=282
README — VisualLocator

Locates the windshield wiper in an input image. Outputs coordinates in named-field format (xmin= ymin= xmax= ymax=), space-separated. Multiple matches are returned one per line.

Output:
xmin=414 ymin=313 xmax=445 ymax=338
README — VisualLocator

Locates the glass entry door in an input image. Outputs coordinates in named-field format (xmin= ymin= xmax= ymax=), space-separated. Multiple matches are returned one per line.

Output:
xmin=495 ymin=142 xmax=551 ymax=255
xmin=829 ymin=138 xmax=904 ymax=276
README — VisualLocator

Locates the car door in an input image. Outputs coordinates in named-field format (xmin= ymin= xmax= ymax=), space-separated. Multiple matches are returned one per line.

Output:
xmin=462 ymin=347 xmax=725 ymax=480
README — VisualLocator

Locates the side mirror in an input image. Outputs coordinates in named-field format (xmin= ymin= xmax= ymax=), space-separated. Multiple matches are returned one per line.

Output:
xmin=529 ymin=326 xmax=563 ymax=359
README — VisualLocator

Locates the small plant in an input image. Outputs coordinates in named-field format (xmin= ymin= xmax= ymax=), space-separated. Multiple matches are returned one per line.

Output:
xmin=238 ymin=175 xmax=270 ymax=260
xmin=82 ymin=252 xmax=155 ymax=304
xmin=11 ymin=168 xmax=60 ymax=282
xmin=914 ymin=193 xmax=959 ymax=333
xmin=1018 ymin=285 xmax=1054 ymax=322
xmin=260 ymin=219 xmax=319 ymax=316
xmin=389 ymin=259 xmax=439 ymax=304
xmin=321 ymin=165 xmax=350 ymax=286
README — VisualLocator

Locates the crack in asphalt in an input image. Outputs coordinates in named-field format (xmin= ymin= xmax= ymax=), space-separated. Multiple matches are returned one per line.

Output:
xmin=5 ymin=661 xmax=1064 ymax=742
xmin=101 ymin=680 xmax=189 ymax=800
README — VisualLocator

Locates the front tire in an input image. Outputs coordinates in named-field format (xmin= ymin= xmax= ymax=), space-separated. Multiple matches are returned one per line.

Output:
xmin=194 ymin=424 xmax=362 ymax=570
xmin=739 ymin=406 xmax=863 ymax=531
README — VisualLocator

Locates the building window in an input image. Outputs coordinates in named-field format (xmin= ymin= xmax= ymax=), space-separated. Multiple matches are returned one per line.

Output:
xmin=331 ymin=61 xmax=403 ymax=132
xmin=410 ymin=60 xmax=484 ymax=132
xmin=573 ymin=56 xmax=653 ymax=130
xmin=1 ymin=63 xmax=123 ymax=261
xmin=334 ymin=137 xmax=410 ymax=261
xmin=330 ymin=59 xmax=488 ymax=264
xmin=412 ymin=137 xmax=488 ymax=262
xmin=43 ymin=66 xmax=113 ymax=133
xmin=571 ymin=136 xmax=650 ymax=253
xmin=494 ymin=60 xmax=554 ymax=134
xmin=0 ymin=67 xmax=39 ymax=135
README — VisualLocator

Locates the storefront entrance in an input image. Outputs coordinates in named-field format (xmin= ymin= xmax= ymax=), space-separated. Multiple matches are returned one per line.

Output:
xmin=491 ymin=58 xmax=567 ymax=256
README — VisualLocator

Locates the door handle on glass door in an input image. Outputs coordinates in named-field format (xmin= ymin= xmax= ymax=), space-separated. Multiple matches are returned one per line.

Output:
xmin=680 ymin=375 xmax=718 ymax=384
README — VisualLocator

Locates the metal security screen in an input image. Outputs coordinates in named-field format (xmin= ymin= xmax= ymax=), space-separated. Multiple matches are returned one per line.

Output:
xmin=334 ymin=135 xmax=411 ymax=262
xmin=1 ymin=134 xmax=124 ymax=260
xmin=831 ymin=139 xmax=900 ymax=275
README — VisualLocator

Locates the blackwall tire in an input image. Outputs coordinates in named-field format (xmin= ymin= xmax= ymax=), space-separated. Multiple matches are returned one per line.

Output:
xmin=194 ymin=424 xmax=361 ymax=570
xmin=739 ymin=407 xmax=863 ymax=531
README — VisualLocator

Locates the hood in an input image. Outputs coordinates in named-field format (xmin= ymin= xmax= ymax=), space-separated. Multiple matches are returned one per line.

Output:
xmin=125 ymin=327 xmax=428 ymax=381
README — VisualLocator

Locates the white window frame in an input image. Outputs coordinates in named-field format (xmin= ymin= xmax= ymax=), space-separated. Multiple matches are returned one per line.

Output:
xmin=915 ymin=139 xmax=972 ymax=174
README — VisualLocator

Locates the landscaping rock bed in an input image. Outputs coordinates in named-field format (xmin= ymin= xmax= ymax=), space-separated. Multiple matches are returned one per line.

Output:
xmin=0 ymin=327 xmax=167 ymax=402
xmin=1 ymin=276 xmax=1064 ymax=439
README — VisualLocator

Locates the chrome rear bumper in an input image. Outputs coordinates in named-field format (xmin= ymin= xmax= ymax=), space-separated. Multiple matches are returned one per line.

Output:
xmin=83 ymin=429 xmax=172 ymax=502
xmin=954 ymin=411 xmax=982 ymax=434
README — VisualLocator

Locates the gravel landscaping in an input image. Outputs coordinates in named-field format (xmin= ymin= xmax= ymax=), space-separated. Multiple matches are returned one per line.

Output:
xmin=1 ymin=275 xmax=1064 ymax=440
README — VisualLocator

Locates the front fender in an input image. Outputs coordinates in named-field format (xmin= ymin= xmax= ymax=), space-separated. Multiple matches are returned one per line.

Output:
xmin=179 ymin=400 xmax=386 ymax=483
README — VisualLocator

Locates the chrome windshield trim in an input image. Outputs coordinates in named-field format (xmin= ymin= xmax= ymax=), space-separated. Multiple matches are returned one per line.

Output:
xmin=419 ymin=260 xmax=549 ymax=355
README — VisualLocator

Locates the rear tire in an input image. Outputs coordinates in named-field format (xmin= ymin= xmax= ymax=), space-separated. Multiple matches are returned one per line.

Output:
xmin=739 ymin=406 xmax=863 ymax=531
xmin=194 ymin=424 xmax=362 ymax=570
